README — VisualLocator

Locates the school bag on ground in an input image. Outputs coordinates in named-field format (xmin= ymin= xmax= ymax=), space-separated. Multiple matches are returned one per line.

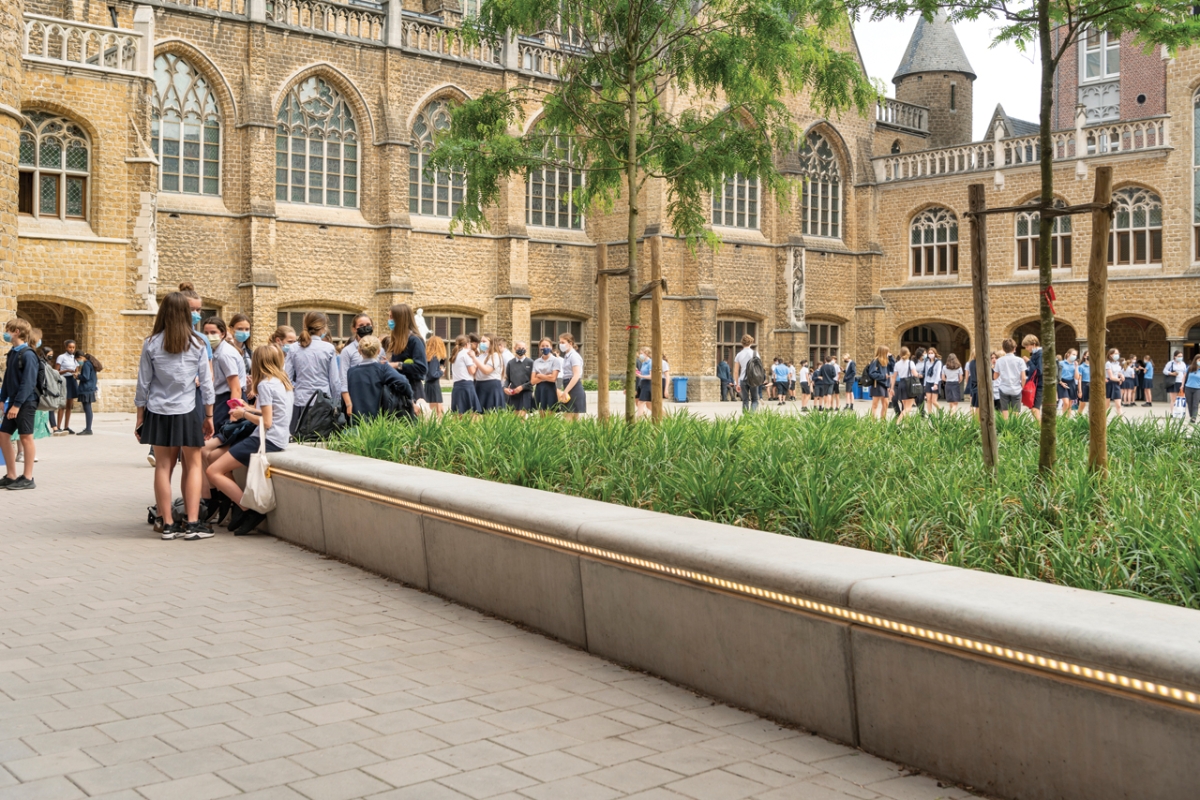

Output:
xmin=1171 ymin=397 xmax=1187 ymax=419
xmin=35 ymin=358 xmax=66 ymax=412
xmin=292 ymin=391 xmax=343 ymax=442
xmin=744 ymin=354 xmax=766 ymax=386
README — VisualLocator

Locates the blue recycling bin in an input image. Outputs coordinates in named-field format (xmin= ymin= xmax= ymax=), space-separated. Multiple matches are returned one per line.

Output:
xmin=854 ymin=380 xmax=869 ymax=400
xmin=672 ymin=376 xmax=688 ymax=402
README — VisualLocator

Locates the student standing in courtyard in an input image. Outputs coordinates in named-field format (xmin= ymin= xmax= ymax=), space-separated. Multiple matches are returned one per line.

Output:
xmin=385 ymin=304 xmax=428 ymax=397
xmin=474 ymin=335 xmax=505 ymax=412
xmin=733 ymin=335 xmax=762 ymax=413
xmin=206 ymin=345 xmax=293 ymax=537
xmin=504 ymin=341 xmax=534 ymax=416
xmin=1184 ymin=355 xmax=1200 ymax=423
xmin=1168 ymin=350 xmax=1186 ymax=405
xmin=892 ymin=347 xmax=917 ymax=419
xmin=994 ymin=339 xmax=1026 ymax=419
xmin=286 ymin=311 xmax=344 ymax=430
xmin=942 ymin=353 xmax=963 ymax=412
xmin=531 ymin=338 xmax=561 ymax=415
xmin=557 ymin=333 xmax=585 ymax=420
xmin=717 ymin=357 xmax=732 ymax=402
xmin=1121 ymin=358 xmax=1135 ymax=406
xmin=424 ymin=334 xmax=447 ymax=418
xmin=450 ymin=334 xmax=483 ymax=414
xmin=1078 ymin=351 xmax=1091 ymax=414
xmin=797 ymin=360 xmax=811 ymax=411
xmin=1022 ymin=334 xmax=1044 ymax=421
xmin=1105 ymin=348 xmax=1124 ymax=418
xmin=202 ymin=317 xmax=245 ymax=437
xmin=772 ymin=358 xmax=789 ymax=407
xmin=53 ymin=340 xmax=80 ymax=434
xmin=74 ymin=351 xmax=100 ymax=436
xmin=841 ymin=354 xmax=856 ymax=410
xmin=1 ymin=318 xmax=40 ymax=490
xmin=1057 ymin=348 xmax=1078 ymax=416
xmin=1141 ymin=356 xmax=1154 ymax=408
xmin=339 ymin=313 xmax=373 ymax=394
xmin=270 ymin=325 xmax=297 ymax=352
xmin=135 ymin=293 xmax=215 ymax=539
xmin=922 ymin=348 xmax=942 ymax=413
xmin=866 ymin=346 xmax=891 ymax=420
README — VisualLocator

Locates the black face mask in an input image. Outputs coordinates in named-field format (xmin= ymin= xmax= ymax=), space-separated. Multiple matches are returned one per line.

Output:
xmin=515 ymin=349 xmax=527 ymax=357
xmin=357 ymin=325 xmax=373 ymax=338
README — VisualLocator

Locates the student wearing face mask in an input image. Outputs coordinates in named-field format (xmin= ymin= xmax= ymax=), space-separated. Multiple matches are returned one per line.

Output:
xmin=531 ymin=338 xmax=562 ymax=414
xmin=1104 ymin=348 xmax=1124 ymax=417
xmin=450 ymin=334 xmax=482 ymax=414
xmin=13 ymin=329 xmax=52 ymax=460
xmin=1 ymin=318 xmax=40 ymax=489
xmin=1140 ymin=356 xmax=1154 ymax=408
xmin=229 ymin=313 xmax=253 ymax=376
xmin=270 ymin=325 xmax=297 ymax=352
xmin=504 ymin=341 xmax=534 ymax=416
xmin=1077 ymin=351 xmax=1091 ymax=414
xmin=339 ymin=313 xmax=373 ymax=392
xmin=1184 ymin=355 xmax=1200 ymax=423
xmin=474 ymin=334 xmax=505 ymax=412
xmin=54 ymin=339 xmax=80 ymax=434
xmin=385 ymin=304 xmax=428 ymax=393
xmin=1057 ymin=349 xmax=1078 ymax=416
xmin=201 ymin=317 xmax=245 ymax=437
xmin=557 ymin=333 xmax=585 ymax=419
xmin=1166 ymin=350 xmax=1186 ymax=405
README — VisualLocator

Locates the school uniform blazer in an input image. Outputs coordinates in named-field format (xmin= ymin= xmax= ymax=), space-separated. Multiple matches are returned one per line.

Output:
xmin=388 ymin=333 xmax=428 ymax=386
xmin=347 ymin=361 xmax=410 ymax=420
xmin=1027 ymin=349 xmax=1043 ymax=387
xmin=843 ymin=361 xmax=856 ymax=384
xmin=504 ymin=357 xmax=534 ymax=392
xmin=1 ymin=346 xmax=38 ymax=407
xmin=77 ymin=361 xmax=98 ymax=394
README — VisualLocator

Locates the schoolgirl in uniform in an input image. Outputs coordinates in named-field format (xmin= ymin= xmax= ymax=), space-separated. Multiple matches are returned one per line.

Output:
xmin=339 ymin=313 xmax=373 ymax=395
xmin=474 ymin=335 xmax=506 ymax=411
xmin=892 ymin=346 xmax=917 ymax=419
xmin=798 ymin=361 xmax=811 ymax=411
xmin=135 ymin=292 xmax=215 ymax=540
xmin=558 ymin=333 xmax=585 ymax=419
xmin=55 ymin=340 xmax=82 ymax=433
xmin=74 ymin=351 xmax=101 ymax=435
xmin=1141 ymin=357 xmax=1155 ymax=408
xmin=450 ymin=334 xmax=483 ymax=414
xmin=385 ymin=305 xmax=428 ymax=397
xmin=206 ymin=345 xmax=294 ymax=537
xmin=1105 ymin=348 xmax=1124 ymax=417
xmin=425 ymin=335 xmax=447 ymax=418
xmin=635 ymin=348 xmax=652 ymax=417
xmin=285 ymin=312 xmax=343 ymax=432
xmin=531 ymin=338 xmax=562 ymax=414
xmin=202 ymin=317 xmax=245 ymax=436
xmin=1078 ymin=352 xmax=1091 ymax=414
xmin=942 ymin=353 xmax=963 ymax=412
xmin=270 ymin=325 xmax=297 ymax=352
xmin=1121 ymin=359 xmax=1136 ymax=405
xmin=1057 ymin=349 xmax=1078 ymax=416
xmin=503 ymin=341 xmax=535 ymax=416
xmin=867 ymin=346 xmax=891 ymax=420
xmin=923 ymin=348 xmax=943 ymax=413
xmin=229 ymin=313 xmax=254 ymax=380
xmin=787 ymin=361 xmax=797 ymax=402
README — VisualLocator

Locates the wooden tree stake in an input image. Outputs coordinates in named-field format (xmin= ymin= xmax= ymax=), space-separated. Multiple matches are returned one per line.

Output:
xmin=650 ymin=236 xmax=664 ymax=422
xmin=1088 ymin=166 xmax=1113 ymax=475
xmin=969 ymin=184 xmax=998 ymax=474
xmin=596 ymin=243 xmax=609 ymax=421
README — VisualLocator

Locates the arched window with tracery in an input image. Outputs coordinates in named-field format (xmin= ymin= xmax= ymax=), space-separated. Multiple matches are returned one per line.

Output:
xmin=712 ymin=173 xmax=758 ymax=229
xmin=1015 ymin=198 xmax=1071 ymax=270
xmin=276 ymin=77 xmax=359 ymax=207
xmin=526 ymin=132 xmax=583 ymax=229
xmin=910 ymin=207 xmax=958 ymax=277
xmin=798 ymin=132 xmax=841 ymax=239
xmin=18 ymin=112 xmax=89 ymax=220
xmin=1108 ymin=187 xmax=1161 ymax=266
xmin=152 ymin=53 xmax=221 ymax=195
xmin=410 ymin=100 xmax=464 ymax=218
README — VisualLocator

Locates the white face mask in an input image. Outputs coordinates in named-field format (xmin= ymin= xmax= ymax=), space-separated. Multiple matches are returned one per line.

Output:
xmin=559 ymin=343 xmax=571 ymax=354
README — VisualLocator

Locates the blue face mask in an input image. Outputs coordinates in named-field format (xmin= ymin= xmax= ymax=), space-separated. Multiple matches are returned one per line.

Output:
xmin=541 ymin=347 xmax=551 ymax=356
xmin=234 ymin=330 xmax=251 ymax=343
xmin=191 ymin=311 xmax=202 ymax=326
xmin=1 ymin=332 xmax=10 ymax=343
xmin=282 ymin=343 xmax=293 ymax=354
xmin=479 ymin=342 xmax=489 ymax=353
xmin=387 ymin=319 xmax=396 ymax=331
xmin=35 ymin=340 xmax=42 ymax=348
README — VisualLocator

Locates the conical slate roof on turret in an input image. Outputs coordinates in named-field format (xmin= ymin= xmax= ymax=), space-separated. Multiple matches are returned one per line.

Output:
xmin=893 ymin=12 xmax=976 ymax=82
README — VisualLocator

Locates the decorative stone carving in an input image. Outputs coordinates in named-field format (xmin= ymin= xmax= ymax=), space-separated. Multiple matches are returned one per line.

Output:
xmin=1079 ymin=80 xmax=1119 ymax=122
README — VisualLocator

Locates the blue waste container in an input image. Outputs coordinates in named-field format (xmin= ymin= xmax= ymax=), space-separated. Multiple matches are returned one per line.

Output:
xmin=672 ymin=376 xmax=688 ymax=402
xmin=854 ymin=380 xmax=869 ymax=400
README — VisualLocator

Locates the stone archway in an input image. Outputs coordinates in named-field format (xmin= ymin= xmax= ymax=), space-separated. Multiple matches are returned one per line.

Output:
xmin=900 ymin=322 xmax=970 ymax=364
xmin=1106 ymin=316 xmax=1169 ymax=402
xmin=16 ymin=298 xmax=88 ymax=357
xmin=1011 ymin=320 xmax=1079 ymax=358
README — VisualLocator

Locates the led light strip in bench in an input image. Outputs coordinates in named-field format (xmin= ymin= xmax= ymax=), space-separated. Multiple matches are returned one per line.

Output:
xmin=269 ymin=466 xmax=1200 ymax=713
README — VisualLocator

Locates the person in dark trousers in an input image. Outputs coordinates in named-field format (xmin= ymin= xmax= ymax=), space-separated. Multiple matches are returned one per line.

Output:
xmin=717 ymin=359 xmax=733 ymax=401
xmin=75 ymin=352 xmax=101 ymax=435
xmin=504 ymin=340 xmax=535 ymax=417
xmin=347 ymin=337 xmax=410 ymax=421
xmin=841 ymin=354 xmax=856 ymax=410
xmin=1 ymin=318 xmax=40 ymax=490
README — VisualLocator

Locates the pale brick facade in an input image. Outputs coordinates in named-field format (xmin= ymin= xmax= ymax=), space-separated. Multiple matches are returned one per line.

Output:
xmin=0 ymin=2 xmax=1196 ymax=406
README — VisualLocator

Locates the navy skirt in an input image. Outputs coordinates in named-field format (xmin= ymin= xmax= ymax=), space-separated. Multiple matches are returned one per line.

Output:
xmin=228 ymin=434 xmax=284 ymax=467
xmin=869 ymin=383 xmax=889 ymax=398
xmin=561 ymin=383 xmax=586 ymax=414
xmin=1122 ymin=378 xmax=1136 ymax=391
xmin=1057 ymin=380 xmax=1076 ymax=400
xmin=476 ymin=380 xmax=505 ymax=411
xmin=636 ymin=378 xmax=652 ymax=402
xmin=507 ymin=387 xmax=533 ymax=411
xmin=424 ymin=379 xmax=443 ymax=404
xmin=534 ymin=382 xmax=559 ymax=411
xmin=64 ymin=374 xmax=78 ymax=400
xmin=450 ymin=381 xmax=482 ymax=414
xmin=141 ymin=408 xmax=203 ymax=449
xmin=1082 ymin=384 xmax=1091 ymax=402
xmin=212 ymin=392 xmax=232 ymax=433
xmin=944 ymin=382 xmax=963 ymax=403
xmin=1106 ymin=380 xmax=1122 ymax=401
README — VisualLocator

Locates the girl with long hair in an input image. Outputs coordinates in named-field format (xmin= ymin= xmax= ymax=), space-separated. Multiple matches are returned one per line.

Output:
xmin=866 ymin=346 xmax=891 ymax=420
xmin=557 ymin=332 xmax=585 ymax=420
xmin=285 ymin=311 xmax=344 ymax=430
xmin=229 ymin=313 xmax=253 ymax=378
xmin=385 ymin=304 xmax=428 ymax=389
xmin=449 ymin=334 xmax=482 ymax=414
xmin=206 ymin=345 xmax=294 ymax=536
xmin=474 ymin=334 xmax=505 ymax=411
xmin=425 ymin=334 xmax=447 ymax=418
xmin=942 ymin=353 xmax=963 ymax=412
xmin=135 ymin=292 xmax=215 ymax=540
xmin=892 ymin=346 xmax=916 ymax=420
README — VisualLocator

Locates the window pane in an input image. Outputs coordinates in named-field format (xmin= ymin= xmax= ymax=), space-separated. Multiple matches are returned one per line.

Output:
xmin=66 ymin=176 xmax=84 ymax=217
xmin=39 ymin=138 xmax=62 ymax=168
xmin=39 ymin=174 xmax=58 ymax=215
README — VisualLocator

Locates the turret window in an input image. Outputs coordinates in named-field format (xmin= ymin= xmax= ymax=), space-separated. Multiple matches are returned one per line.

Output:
xmin=18 ymin=112 xmax=89 ymax=220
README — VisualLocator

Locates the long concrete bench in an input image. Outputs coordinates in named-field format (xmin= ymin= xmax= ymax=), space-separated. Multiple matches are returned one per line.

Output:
xmin=264 ymin=445 xmax=1200 ymax=800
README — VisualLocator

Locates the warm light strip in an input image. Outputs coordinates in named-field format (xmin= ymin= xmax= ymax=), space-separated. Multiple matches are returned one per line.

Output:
xmin=269 ymin=466 xmax=1200 ymax=712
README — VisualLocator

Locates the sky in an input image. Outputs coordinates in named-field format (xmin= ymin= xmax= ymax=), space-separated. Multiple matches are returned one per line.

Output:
xmin=851 ymin=15 xmax=1044 ymax=142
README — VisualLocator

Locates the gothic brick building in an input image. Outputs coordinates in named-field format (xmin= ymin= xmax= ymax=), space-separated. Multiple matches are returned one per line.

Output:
xmin=0 ymin=1 xmax=1195 ymax=406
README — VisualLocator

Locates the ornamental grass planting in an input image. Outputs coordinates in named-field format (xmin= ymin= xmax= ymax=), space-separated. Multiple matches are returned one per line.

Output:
xmin=331 ymin=412 xmax=1200 ymax=609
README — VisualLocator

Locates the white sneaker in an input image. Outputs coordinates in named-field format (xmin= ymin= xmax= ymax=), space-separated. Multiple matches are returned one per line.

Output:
xmin=147 ymin=453 xmax=156 ymax=467
xmin=416 ymin=399 xmax=431 ymax=415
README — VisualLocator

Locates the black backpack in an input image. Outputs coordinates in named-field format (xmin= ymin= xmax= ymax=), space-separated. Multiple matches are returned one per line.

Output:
xmin=743 ymin=353 xmax=766 ymax=386
xmin=379 ymin=377 xmax=416 ymax=420
xmin=293 ymin=391 xmax=344 ymax=442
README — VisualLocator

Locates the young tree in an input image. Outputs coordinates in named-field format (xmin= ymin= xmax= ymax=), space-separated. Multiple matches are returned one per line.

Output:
xmin=426 ymin=0 xmax=877 ymax=422
xmin=850 ymin=0 xmax=1199 ymax=472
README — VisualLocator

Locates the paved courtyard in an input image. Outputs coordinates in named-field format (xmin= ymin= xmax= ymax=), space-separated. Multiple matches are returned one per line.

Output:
xmin=0 ymin=415 xmax=979 ymax=800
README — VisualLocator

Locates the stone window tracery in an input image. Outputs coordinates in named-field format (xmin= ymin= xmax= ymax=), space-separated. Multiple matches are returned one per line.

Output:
xmin=712 ymin=173 xmax=759 ymax=229
xmin=276 ymin=77 xmax=359 ymax=208
xmin=18 ymin=112 xmax=89 ymax=221
xmin=910 ymin=207 xmax=958 ymax=277
xmin=526 ymin=133 xmax=583 ymax=229
xmin=1108 ymin=187 xmax=1162 ymax=267
xmin=1015 ymin=198 xmax=1072 ymax=270
xmin=410 ymin=100 xmax=464 ymax=218
xmin=798 ymin=133 xmax=840 ymax=239
xmin=152 ymin=53 xmax=221 ymax=196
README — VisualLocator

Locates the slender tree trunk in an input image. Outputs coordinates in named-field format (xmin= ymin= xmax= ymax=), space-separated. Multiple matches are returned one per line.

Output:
xmin=596 ymin=243 xmax=609 ymax=421
xmin=1036 ymin=0 xmax=1057 ymax=474
xmin=625 ymin=79 xmax=639 ymax=424
xmin=1088 ymin=166 xmax=1113 ymax=475
xmin=969 ymin=184 xmax=998 ymax=475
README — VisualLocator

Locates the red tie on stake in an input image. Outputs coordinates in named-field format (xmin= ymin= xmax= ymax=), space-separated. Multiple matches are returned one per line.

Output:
xmin=1042 ymin=285 xmax=1057 ymax=316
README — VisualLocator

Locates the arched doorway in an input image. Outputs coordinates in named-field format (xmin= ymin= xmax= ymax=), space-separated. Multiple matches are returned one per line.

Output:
xmin=900 ymin=323 xmax=970 ymax=363
xmin=1011 ymin=320 xmax=1079 ymax=358
xmin=1107 ymin=316 xmax=1169 ymax=402
xmin=16 ymin=299 xmax=87 ymax=357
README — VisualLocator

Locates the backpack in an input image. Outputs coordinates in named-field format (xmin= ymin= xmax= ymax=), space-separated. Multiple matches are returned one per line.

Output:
xmin=380 ymin=376 xmax=416 ymax=420
xmin=743 ymin=353 xmax=766 ymax=386
xmin=35 ymin=356 xmax=66 ymax=412
xmin=292 ymin=391 xmax=344 ymax=442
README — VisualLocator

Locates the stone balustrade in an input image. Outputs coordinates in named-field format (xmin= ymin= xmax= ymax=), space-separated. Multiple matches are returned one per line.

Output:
xmin=397 ymin=18 xmax=502 ymax=65
xmin=267 ymin=0 xmax=384 ymax=42
xmin=876 ymin=96 xmax=929 ymax=134
xmin=23 ymin=13 xmax=146 ymax=76
xmin=157 ymin=0 xmax=247 ymax=15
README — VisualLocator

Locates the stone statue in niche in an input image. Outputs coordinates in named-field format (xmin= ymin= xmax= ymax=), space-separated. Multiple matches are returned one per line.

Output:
xmin=414 ymin=308 xmax=430 ymax=339
xmin=787 ymin=247 xmax=806 ymax=330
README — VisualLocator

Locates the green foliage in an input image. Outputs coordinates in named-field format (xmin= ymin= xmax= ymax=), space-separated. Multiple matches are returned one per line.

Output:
xmin=581 ymin=378 xmax=625 ymax=391
xmin=332 ymin=412 xmax=1200 ymax=609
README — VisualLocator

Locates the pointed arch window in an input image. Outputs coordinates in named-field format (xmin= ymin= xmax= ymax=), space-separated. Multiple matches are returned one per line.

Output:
xmin=1015 ymin=198 xmax=1072 ymax=270
xmin=276 ymin=77 xmax=359 ymax=208
xmin=799 ymin=132 xmax=841 ymax=239
xmin=526 ymin=132 xmax=583 ymax=229
xmin=152 ymin=53 xmax=221 ymax=195
xmin=18 ymin=112 xmax=89 ymax=220
xmin=410 ymin=100 xmax=464 ymax=218
xmin=1108 ymin=187 xmax=1162 ymax=266
xmin=910 ymin=207 xmax=958 ymax=277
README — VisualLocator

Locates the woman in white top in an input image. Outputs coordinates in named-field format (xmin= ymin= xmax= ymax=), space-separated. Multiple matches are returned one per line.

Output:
xmin=891 ymin=346 xmax=917 ymax=419
xmin=135 ymin=292 xmax=215 ymax=540
xmin=941 ymin=353 xmax=963 ymax=412
xmin=798 ymin=362 xmax=811 ymax=411
xmin=531 ymin=337 xmax=562 ymax=414
xmin=449 ymin=334 xmax=482 ymax=414
xmin=285 ymin=311 xmax=345 ymax=433
xmin=923 ymin=348 xmax=943 ymax=413
xmin=557 ymin=333 xmax=585 ymax=419
xmin=474 ymin=334 xmax=506 ymax=412
xmin=1104 ymin=348 xmax=1124 ymax=418
xmin=206 ymin=345 xmax=294 ymax=537
xmin=55 ymin=339 xmax=80 ymax=433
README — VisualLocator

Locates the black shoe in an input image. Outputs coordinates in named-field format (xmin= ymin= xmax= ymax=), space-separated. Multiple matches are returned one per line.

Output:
xmin=153 ymin=516 xmax=165 ymax=533
xmin=66 ymin=428 xmax=76 ymax=435
xmin=1142 ymin=402 xmax=1153 ymax=407
xmin=215 ymin=494 xmax=232 ymax=526
xmin=6 ymin=477 xmax=35 ymax=491
xmin=202 ymin=492 xmax=223 ymax=524
xmin=79 ymin=429 xmax=93 ymax=435
xmin=227 ymin=505 xmax=245 ymax=531
xmin=234 ymin=510 xmax=267 ymax=536
xmin=184 ymin=521 xmax=215 ymax=540
xmin=161 ymin=520 xmax=187 ymax=540
xmin=0 ymin=476 xmax=14 ymax=488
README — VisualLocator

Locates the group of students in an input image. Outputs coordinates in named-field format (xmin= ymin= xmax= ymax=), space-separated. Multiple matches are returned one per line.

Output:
xmin=764 ymin=355 xmax=858 ymax=411
xmin=0 ymin=320 xmax=105 ymax=491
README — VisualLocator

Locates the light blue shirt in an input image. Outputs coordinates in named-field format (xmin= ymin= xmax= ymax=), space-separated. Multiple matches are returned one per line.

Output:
xmin=135 ymin=332 xmax=215 ymax=415
xmin=772 ymin=363 xmax=789 ymax=382
xmin=1079 ymin=363 xmax=1091 ymax=383
xmin=1186 ymin=368 xmax=1200 ymax=390
xmin=285 ymin=339 xmax=343 ymax=407
xmin=340 ymin=340 xmax=364 ymax=390
xmin=1059 ymin=360 xmax=1076 ymax=381
xmin=255 ymin=377 xmax=294 ymax=449
xmin=212 ymin=340 xmax=245 ymax=395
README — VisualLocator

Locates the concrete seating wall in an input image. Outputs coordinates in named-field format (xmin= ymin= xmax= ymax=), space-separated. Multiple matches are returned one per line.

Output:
xmin=264 ymin=446 xmax=1200 ymax=800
